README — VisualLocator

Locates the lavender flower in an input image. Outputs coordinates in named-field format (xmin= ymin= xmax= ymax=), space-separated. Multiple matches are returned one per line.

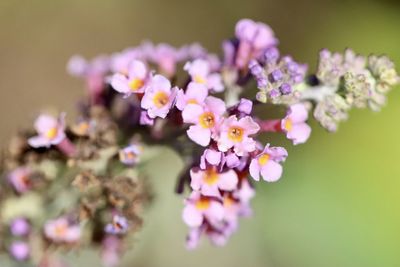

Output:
xmin=105 ymin=215 xmax=129 ymax=235
xmin=9 ymin=241 xmax=30 ymax=261
xmin=10 ymin=218 xmax=31 ymax=236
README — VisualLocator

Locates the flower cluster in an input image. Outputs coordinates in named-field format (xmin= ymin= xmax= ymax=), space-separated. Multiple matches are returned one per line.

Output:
xmin=309 ymin=49 xmax=399 ymax=131
xmin=0 ymin=17 xmax=398 ymax=266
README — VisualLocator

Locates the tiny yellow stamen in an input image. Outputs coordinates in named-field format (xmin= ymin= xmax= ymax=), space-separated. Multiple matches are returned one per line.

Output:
xmin=45 ymin=127 xmax=58 ymax=140
xmin=199 ymin=112 xmax=215 ymax=129
xmin=152 ymin=91 xmax=169 ymax=108
xmin=129 ymin=78 xmax=144 ymax=91
xmin=228 ymin=126 xmax=244 ymax=142
xmin=284 ymin=119 xmax=293 ymax=131
xmin=193 ymin=75 xmax=206 ymax=84
xmin=203 ymin=168 xmax=219 ymax=185
xmin=258 ymin=154 xmax=270 ymax=166
xmin=195 ymin=198 xmax=211 ymax=211
xmin=187 ymin=99 xmax=198 ymax=105
xmin=55 ymin=224 xmax=67 ymax=237
xmin=223 ymin=196 xmax=235 ymax=208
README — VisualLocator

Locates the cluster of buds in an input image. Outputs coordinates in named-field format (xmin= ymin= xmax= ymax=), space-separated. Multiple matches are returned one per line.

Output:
xmin=309 ymin=49 xmax=399 ymax=131
xmin=0 ymin=18 xmax=398 ymax=265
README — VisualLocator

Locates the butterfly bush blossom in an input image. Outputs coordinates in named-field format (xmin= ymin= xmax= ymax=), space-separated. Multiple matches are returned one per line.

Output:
xmin=0 ymin=18 xmax=398 ymax=266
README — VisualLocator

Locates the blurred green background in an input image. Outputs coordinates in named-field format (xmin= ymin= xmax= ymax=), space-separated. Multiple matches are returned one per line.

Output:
xmin=1 ymin=0 xmax=399 ymax=266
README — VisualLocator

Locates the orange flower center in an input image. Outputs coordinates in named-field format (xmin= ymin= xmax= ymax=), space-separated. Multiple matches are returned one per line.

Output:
xmin=223 ymin=196 xmax=235 ymax=208
xmin=228 ymin=126 xmax=244 ymax=142
xmin=45 ymin=127 xmax=58 ymax=140
xmin=284 ymin=119 xmax=293 ymax=131
xmin=152 ymin=91 xmax=169 ymax=108
xmin=193 ymin=75 xmax=206 ymax=84
xmin=195 ymin=198 xmax=211 ymax=211
xmin=258 ymin=154 xmax=270 ymax=166
xmin=203 ymin=168 xmax=219 ymax=185
xmin=199 ymin=112 xmax=215 ymax=129
xmin=55 ymin=224 xmax=67 ymax=237
xmin=187 ymin=99 xmax=198 ymax=105
xmin=129 ymin=78 xmax=144 ymax=91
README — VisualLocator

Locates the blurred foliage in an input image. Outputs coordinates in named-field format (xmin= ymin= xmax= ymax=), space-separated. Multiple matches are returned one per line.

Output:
xmin=0 ymin=0 xmax=399 ymax=266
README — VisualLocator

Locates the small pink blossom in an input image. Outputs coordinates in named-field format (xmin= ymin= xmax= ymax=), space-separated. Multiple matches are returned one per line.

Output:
xmin=217 ymin=115 xmax=260 ymax=156
xmin=28 ymin=113 xmax=66 ymax=148
xmin=184 ymin=59 xmax=224 ymax=92
xmin=199 ymin=148 xmax=223 ymax=170
xmin=111 ymin=60 xmax=149 ymax=97
xmin=44 ymin=217 xmax=81 ymax=243
xmin=281 ymin=103 xmax=312 ymax=145
xmin=175 ymin=82 xmax=208 ymax=111
xmin=119 ymin=144 xmax=142 ymax=166
xmin=141 ymin=74 xmax=178 ymax=119
xmin=110 ymin=48 xmax=144 ymax=75
xmin=67 ymin=55 xmax=110 ymax=96
xmin=235 ymin=19 xmax=278 ymax=68
xmin=8 ymin=167 xmax=32 ymax=193
xmin=182 ymin=96 xmax=226 ymax=146
xmin=190 ymin=167 xmax=238 ymax=197
xmin=142 ymin=42 xmax=179 ymax=77
xmin=182 ymin=192 xmax=224 ymax=228
xmin=249 ymin=144 xmax=288 ymax=182
xmin=233 ymin=178 xmax=255 ymax=204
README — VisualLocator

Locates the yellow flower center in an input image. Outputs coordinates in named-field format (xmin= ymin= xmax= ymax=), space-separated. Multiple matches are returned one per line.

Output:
xmin=45 ymin=127 xmax=58 ymax=140
xmin=258 ymin=154 xmax=270 ymax=166
xmin=193 ymin=75 xmax=206 ymax=84
xmin=129 ymin=78 xmax=144 ymax=91
xmin=203 ymin=168 xmax=219 ymax=185
xmin=228 ymin=126 xmax=244 ymax=142
xmin=223 ymin=196 xmax=235 ymax=208
xmin=199 ymin=112 xmax=215 ymax=129
xmin=152 ymin=91 xmax=169 ymax=108
xmin=284 ymin=119 xmax=293 ymax=131
xmin=187 ymin=99 xmax=198 ymax=105
xmin=55 ymin=224 xmax=67 ymax=237
xmin=195 ymin=198 xmax=211 ymax=211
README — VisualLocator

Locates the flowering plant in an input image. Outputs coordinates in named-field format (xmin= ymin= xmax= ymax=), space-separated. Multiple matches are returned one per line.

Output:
xmin=0 ymin=18 xmax=398 ymax=266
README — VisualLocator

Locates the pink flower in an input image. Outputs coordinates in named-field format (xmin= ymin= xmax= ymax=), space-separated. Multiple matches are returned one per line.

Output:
xmin=184 ymin=59 xmax=224 ymax=92
xmin=217 ymin=116 xmax=260 ymax=156
xmin=249 ymin=144 xmax=288 ymax=182
xmin=110 ymin=60 xmax=149 ymax=97
xmin=67 ymin=54 xmax=110 ymax=96
xmin=28 ymin=113 xmax=66 ymax=148
xmin=8 ymin=167 xmax=32 ymax=193
xmin=141 ymin=74 xmax=177 ymax=119
xmin=119 ymin=144 xmax=142 ymax=165
xmin=235 ymin=19 xmax=278 ymax=68
xmin=143 ymin=42 xmax=179 ymax=77
xmin=182 ymin=96 xmax=226 ymax=146
xmin=199 ymin=149 xmax=223 ymax=170
xmin=44 ymin=217 xmax=81 ymax=243
xmin=281 ymin=103 xmax=312 ymax=145
xmin=190 ymin=167 xmax=238 ymax=197
xmin=110 ymin=48 xmax=144 ymax=75
xmin=233 ymin=178 xmax=255 ymax=204
xmin=182 ymin=192 xmax=224 ymax=228
xmin=175 ymin=82 xmax=208 ymax=111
